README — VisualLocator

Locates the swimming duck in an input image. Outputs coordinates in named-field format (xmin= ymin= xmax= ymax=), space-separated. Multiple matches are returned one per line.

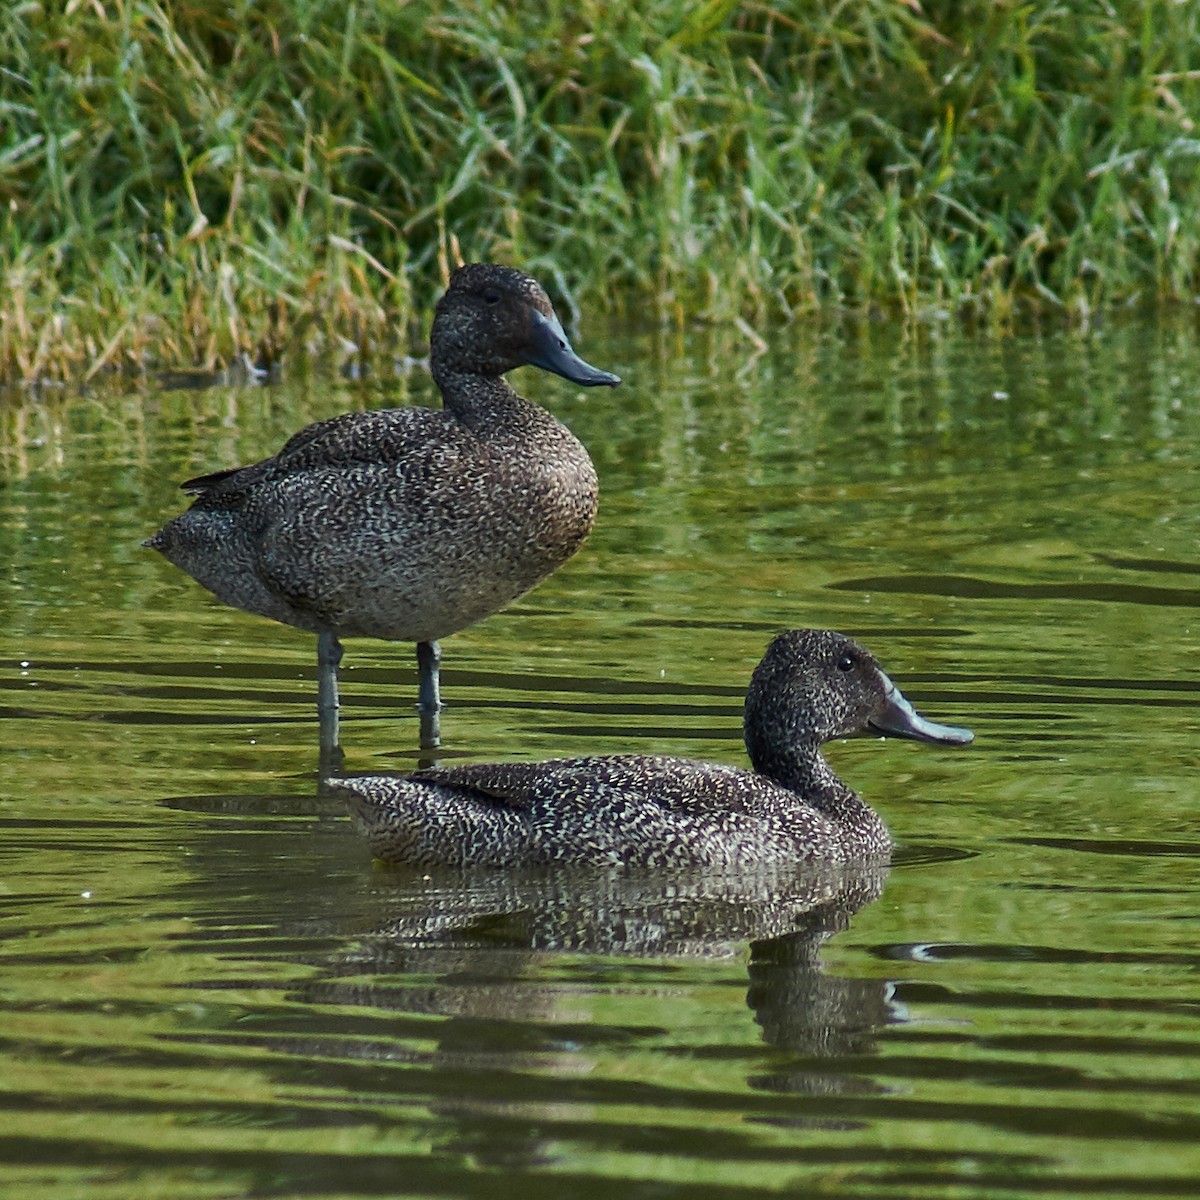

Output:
xmin=144 ymin=264 xmax=620 ymax=754
xmin=333 ymin=629 xmax=973 ymax=868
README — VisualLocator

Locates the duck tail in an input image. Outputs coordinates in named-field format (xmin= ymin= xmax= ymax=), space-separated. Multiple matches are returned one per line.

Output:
xmin=328 ymin=775 xmax=524 ymax=869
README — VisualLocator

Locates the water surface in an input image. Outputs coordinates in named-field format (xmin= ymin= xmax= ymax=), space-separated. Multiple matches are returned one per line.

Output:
xmin=2 ymin=315 xmax=1199 ymax=1199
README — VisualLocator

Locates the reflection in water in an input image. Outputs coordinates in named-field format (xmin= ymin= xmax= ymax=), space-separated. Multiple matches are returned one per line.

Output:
xmin=278 ymin=859 xmax=892 ymax=1165
xmin=324 ymin=859 xmax=886 ymax=962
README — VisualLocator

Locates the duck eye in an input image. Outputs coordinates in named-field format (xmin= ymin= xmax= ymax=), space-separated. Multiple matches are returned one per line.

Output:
xmin=836 ymin=653 xmax=855 ymax=672
xmin=483 ymin=290 xmax=502 ymax=306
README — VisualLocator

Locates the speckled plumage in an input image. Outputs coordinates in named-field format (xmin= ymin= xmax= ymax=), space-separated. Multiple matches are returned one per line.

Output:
xmin=333 ymin=629 xmax=974 ymax=869
xmin=144 ymin=264 xmax=620 ymax=749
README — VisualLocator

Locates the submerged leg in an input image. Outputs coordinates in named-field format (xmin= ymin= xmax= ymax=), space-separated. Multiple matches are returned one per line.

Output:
xmin=317 ymin=629 xmax=344 ymax=764
xmin=416 ymin=639 xmax=442 ymax=749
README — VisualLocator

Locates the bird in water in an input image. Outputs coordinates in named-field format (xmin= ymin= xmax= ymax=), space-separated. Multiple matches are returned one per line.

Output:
xmin=144 ymin=264 xmax=620 ymax=758
xmin=333 ymin=628 xmax=974 ymax=869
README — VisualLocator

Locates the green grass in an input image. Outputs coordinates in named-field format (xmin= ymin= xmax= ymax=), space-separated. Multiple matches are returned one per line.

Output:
xmin=3 ymin=0 xmax=1199 ymax=380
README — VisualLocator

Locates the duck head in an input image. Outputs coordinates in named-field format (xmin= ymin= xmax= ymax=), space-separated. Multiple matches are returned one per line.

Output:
xmin=432 ymin=263 xmax=621 ymax=386
xmin=744 ymin=629 xmax=973 ymax=772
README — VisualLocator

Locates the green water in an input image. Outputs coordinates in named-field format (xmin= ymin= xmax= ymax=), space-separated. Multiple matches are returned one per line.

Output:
xmin=2 ymin=316 xmax=1199 ymax=1199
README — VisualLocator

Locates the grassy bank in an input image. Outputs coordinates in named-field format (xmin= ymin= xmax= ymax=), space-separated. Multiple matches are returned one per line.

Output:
xmin=3 ymin=0 xmax=1199 ymax=381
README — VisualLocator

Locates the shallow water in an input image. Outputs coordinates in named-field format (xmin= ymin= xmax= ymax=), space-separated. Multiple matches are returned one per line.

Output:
xmin=2 ymin=314 xmax=1199 ymax=1199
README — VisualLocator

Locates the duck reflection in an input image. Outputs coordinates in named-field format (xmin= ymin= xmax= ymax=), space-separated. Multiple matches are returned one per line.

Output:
xmin=295 ymin=857 xmax=893 ymax=1053
xmin=288 ymin=861 xmax=898 ymax=1164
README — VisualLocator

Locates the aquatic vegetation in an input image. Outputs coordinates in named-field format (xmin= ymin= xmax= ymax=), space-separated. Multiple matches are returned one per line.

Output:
xmin=3 ymin=0 xmax=1198 ymax=380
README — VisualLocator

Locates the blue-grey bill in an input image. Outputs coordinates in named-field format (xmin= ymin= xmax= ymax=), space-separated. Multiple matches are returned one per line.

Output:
xmin=527 ymin=309 xmax=621 ymax=386
xmin=868 ymin=675 xmax=974 ymax=746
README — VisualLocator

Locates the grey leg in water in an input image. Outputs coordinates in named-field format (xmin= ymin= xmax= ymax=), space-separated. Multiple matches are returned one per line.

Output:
xmin=317 ymin=629 xmax=344 ymax=761
xmin=416 ymin=639 xmax=442 ymax=749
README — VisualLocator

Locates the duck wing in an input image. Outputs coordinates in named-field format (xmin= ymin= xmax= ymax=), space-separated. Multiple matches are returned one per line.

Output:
xmin=181 ymin=408 xmax=458 ymax=500
xmin=410 ymin=756 xmax=835 ymax=867
xmin=410 ymin=760 xmax=570 ymax=811
xmin=412 ymin=755 xmax=790 ymax=817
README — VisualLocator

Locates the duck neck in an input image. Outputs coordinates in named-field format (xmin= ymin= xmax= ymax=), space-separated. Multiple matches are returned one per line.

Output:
xmin=432 ymin=366 xmax=528 ymax=429
xmin=751 ymin=741 xmax=891 ymax=852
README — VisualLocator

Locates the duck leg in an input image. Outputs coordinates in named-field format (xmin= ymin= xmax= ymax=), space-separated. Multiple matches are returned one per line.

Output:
xmin=416 ymin=639 xmax=442 ymax=749
xmin=317 ymin=629 xmax=344 ymax=764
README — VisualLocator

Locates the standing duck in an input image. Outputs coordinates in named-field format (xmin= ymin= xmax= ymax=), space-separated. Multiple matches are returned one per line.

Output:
xmin=333 ymin=629 xmax=974 ymax=868
xmin=145 ymin=264 xmax=620 ymax=755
